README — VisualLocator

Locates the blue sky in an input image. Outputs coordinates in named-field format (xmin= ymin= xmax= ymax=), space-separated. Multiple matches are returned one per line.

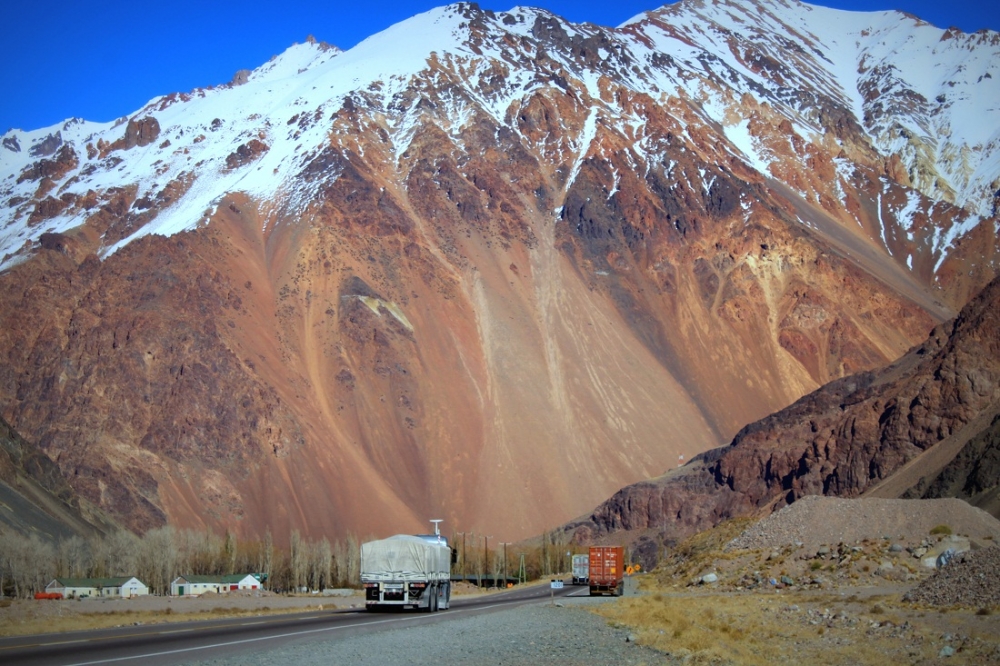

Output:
xmin=2 ymin=0 xmax=997 ymax=134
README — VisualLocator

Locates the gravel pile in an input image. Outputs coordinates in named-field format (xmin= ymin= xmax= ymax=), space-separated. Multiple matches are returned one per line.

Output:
xmin=904 ymin=546 xmax=1000 ymax=607
xmin=191 ymin=600 xmax=666 ymax=666
xmin=726 ymin=496 xmax=1000 ymax=551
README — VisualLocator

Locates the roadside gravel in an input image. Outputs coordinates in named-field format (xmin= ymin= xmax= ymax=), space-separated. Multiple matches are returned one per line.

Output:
xmin=190 ymin=598 xmax=669 ymax=666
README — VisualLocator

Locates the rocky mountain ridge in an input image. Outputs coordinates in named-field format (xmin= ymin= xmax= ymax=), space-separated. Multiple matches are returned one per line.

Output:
xmin=0 ymin=1 xmax=997 ymax=541
xmin=565 ymin=274 xmax=1000 ymax=552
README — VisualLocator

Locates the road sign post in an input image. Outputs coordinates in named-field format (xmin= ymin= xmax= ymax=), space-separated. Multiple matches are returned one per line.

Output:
xmin=550 ymin=578 xmax=563 ymax=604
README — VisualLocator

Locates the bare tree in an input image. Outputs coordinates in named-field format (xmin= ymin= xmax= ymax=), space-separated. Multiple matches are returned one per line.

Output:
xmin=177 ymin=530 xmax=222 ymax=575
xmin=332 ymin=534 xmax=364 ymax=588
xmin=289 ymin=530 xmax=306 ymax=592
xmin=331 ymin=538 xmax=346 ymax=587
xmin=346 ymin=534 xmax=361 ymax=585
xmin=0 ymin=529 xmax=16 ymax=597
xmin=491 ymin=550 xmax=503 ymax=588
xmin=223 ymin=530 xmax=237 ymax=575
xmin=89 ymin=530 xmax=139 ymax=577
xmin=56 ymin=536 xmax=90 ymax=578
xmin=261 ymin=530 xmax=273 ymax=590
xmin=137 ymin=527 xmax=177 ymax=595
xmin=270 ymin=546 xmax=290 ymax=592
xmin=1 ymin=532 xmax=54 ymax=597
xmin=309 ymin=538 xmax=332 ymax=592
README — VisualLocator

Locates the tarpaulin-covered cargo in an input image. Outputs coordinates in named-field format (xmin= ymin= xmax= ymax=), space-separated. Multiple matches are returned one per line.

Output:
xmin=360 ymin=535 xmax=451 ymax=582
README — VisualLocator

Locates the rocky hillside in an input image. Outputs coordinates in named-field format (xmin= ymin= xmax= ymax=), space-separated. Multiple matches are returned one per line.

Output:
xmin=0 ymin=415 xmax=115 ymax=541
xmin=565 ymin=274 xmax=1000 ymax=549
xmin=902 ymin=413 xmax=1000 ymax=517
xmin=0 ymin=1 xmax=998 ymax=541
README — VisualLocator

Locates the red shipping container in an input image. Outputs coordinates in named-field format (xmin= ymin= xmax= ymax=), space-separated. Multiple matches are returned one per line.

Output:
xmin=588 ymin=546 xmax=624 ymax=596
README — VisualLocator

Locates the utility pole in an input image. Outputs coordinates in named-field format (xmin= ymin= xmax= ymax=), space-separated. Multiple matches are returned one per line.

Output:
xmin=501 ymin=542 xmax=511 ymax=587
xmin=483 ymin=536 xmax=491 ymax=588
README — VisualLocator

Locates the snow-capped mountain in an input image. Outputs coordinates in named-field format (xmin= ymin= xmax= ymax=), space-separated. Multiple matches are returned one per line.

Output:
xmin=4 ymin=1 xmax=997 ymax=281
xmin=0 ymin=1 xmax=997 ymax=540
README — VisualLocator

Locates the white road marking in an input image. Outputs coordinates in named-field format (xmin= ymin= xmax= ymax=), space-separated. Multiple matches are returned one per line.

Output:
xmin=59 ymin=603 xmax=517 ymax=665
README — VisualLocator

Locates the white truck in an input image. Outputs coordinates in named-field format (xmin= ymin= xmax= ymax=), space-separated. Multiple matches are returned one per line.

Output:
xmin=361 ymin=533 xmax=452 ymax=612
xmin=571 ymin=553 xmax=589 ymax=585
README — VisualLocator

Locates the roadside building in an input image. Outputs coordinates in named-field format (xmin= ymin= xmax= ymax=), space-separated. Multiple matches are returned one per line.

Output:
xmin=170 ymin=573 xmax=261 ymax=596
xmin=45 ymin=577 xmax=149 ymax=599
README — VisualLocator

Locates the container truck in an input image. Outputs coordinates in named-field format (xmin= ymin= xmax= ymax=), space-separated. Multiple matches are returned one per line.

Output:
xmin=588 ymin=545 xmax=624 ymax=596
xmin=571 ymin=554 xmax=589 ymax=585
xmin=361 ymin=533 xmax=452 ymax=612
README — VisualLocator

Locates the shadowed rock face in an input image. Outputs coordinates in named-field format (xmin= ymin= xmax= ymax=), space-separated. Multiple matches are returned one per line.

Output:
xmin=905 ymin=415 xmax=1000 ymax=517
xmin=565 ymin=275 xmax=1000 ymax=549
xmin=0 ymin=414 xmax=118 ymax=540
xmin=0 ymin=2 xmax=997 ymax=542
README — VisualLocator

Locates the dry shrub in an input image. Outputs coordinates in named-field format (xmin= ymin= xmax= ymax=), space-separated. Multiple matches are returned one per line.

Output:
xmin=598 ymin=594 xmax=767 ymax=664
xmin=596 ymin=593 xmax=941 ymax=666
xmin=656 ymin=518 xmax=757 ymax=581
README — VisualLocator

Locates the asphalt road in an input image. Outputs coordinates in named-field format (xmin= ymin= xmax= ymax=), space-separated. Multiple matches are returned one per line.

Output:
xmin=0 ymin=583 xmax=589 ymax=666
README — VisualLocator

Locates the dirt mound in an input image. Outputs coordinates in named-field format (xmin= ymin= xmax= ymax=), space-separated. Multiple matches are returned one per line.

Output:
xmin=727 ymin=496 xmax=1000 ymax=551
xmin=904 ymin=546 xmax=1000 ymax=608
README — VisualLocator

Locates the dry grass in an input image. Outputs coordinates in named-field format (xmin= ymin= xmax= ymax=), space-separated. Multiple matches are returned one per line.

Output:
xmin=597 ymin=592 xmax=918 ymax=665
xmin=596 ymin=589 xmax=997 ymax=665
xmin=590 ymin=520 xmax=1000 ymax=665
xmin=653 ymin=518 xmax=757 ymax=582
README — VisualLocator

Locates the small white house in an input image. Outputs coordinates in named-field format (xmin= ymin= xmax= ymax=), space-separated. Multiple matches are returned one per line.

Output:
xmin=170 ymin=573 xmax=261 ymax=596
xmin=46 ymin=577 xmax=149 ymax=598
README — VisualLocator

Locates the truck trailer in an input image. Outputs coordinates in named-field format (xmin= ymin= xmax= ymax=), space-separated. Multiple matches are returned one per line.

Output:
xmin=588 ymin=546 xmax=624 ymax=596
xmin=361 ymin=534 xmax=452 ymax=612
